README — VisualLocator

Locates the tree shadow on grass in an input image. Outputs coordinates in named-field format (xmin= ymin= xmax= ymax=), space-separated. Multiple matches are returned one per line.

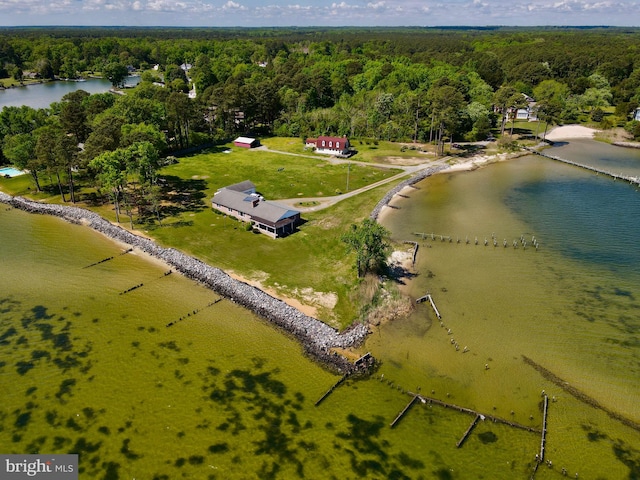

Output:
xmin=157 ymin=175 xmax=208 ymax=218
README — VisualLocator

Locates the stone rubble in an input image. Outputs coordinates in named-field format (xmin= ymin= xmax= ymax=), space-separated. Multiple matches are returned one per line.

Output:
xmin=0 ymin=191 xmax=371 ymax=374
xmin=370 ymin=165 xmax=447 ymax=220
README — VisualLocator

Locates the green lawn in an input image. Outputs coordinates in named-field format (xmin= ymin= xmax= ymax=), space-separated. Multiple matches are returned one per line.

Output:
xmin=144 ymin=180 xmax=394 ymax=328
xmin=261 ymin=136 xmax=438 ymax=165
xmin=1 ymin=145 xmax=408 ymax=328
xmin=162 ymin=143 xmax=401 ymax=200
xmin=348 ymin=139 xmax=438 ymax=163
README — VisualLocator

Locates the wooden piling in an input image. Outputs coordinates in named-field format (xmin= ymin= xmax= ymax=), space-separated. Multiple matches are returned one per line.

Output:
xmin=540 ymin=394 xmax=549 ymax=461
xmin=417 ymin=293 xmax=442 ymax=319
xmin=526 ymin=148 xmax=640 ymax=188
xmin=166 ymin=298 xmax=223 ymax=327
xmin=354 ymin=352 xmax=372 ymax=366
xmin=456 ymin=414 xmax=481 ymax=447
xmin=427 ymin=294 xmax=441 ymax=319
xmin=408 ymin=392 xmax=540 ymax=434
xmin=315 ymin=374 xmax=348 ymax=406
xmin=82 ymin=255 xmax=114 ymax=269
xmin=390 ymin=394 xmax=419 ymax=428
xmin=403 ymin=241 xmax=419 ymax=266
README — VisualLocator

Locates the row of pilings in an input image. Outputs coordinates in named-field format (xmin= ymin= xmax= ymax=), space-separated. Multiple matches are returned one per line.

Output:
xmin=526 ymin=147 xmax=640 ymax=187
xmin=0 ymin=191 xmax=372 ymax=375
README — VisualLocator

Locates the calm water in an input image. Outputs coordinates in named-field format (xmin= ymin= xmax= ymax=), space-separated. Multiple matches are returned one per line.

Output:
xmin=1 ymin=140 xmax=639 ymax=479
xmin=0 ymin=76 xmax=140 ymax=110
xmin=378 ymin=142 xmax=640 ymax=479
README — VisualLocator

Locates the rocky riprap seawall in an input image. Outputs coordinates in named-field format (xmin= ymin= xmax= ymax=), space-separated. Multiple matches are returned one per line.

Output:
xmin=370 ymin=165 xmax=447 ymax=220
xmin=612 ymin=141 xmax=640 ymax=150
xmin=0 ymin=192 xmax=371 ymax=375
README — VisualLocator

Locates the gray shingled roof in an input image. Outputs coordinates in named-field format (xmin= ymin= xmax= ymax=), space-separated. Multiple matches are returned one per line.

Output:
xmin=225 ymin=180 xmax=256 ymax=193
xmin=212 ymin=189 xmax=299 ymax=224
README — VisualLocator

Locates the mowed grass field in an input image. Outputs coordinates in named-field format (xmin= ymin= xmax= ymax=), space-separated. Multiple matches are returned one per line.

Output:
xmin=0 ymin=138 xmax=411 ymax=327
xmin=163 ymin=141 xmax=401 ymax=200
xmin=149 ymin=141 xmax=406 ymax=327
xmin=261 ymin=136 xmax=439 ymax=165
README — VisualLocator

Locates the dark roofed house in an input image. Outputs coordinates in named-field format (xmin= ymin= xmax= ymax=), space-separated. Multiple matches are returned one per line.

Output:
xmin=212 ymin=181 xmax=300 ymax=238
xmin=306 ymin=136 xmax=351 ymax=156
xmin=233 ymin=136 xmax=260 ymax=148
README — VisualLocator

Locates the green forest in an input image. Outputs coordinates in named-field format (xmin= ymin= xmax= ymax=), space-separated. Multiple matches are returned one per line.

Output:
xmin=1 ymin=26 xmax=640 ymax=212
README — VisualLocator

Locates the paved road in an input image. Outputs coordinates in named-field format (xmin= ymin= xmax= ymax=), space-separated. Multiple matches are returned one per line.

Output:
xmin=270 ymin=149 xmax=453 ymax=212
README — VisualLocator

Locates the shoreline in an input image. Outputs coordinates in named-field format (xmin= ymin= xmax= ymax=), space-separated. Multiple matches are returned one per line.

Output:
xmin=375 ymin=150 xmax=528 ymax=223
xmin=0 ymin=191 xmax=372 ymax=375
xmin=544 ymin=124 xmax=599 ymax=141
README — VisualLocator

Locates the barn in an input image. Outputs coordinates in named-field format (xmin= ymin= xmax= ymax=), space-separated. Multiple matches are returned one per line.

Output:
xmin=233 ymin=136 xmax=260 ymax=148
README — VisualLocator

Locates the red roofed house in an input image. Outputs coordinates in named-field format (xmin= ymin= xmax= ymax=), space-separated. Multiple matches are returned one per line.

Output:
xmin=233 ymin=136 xmax=260 ymax=148
xmin=306 ymin=136 xmax=351 ymax=156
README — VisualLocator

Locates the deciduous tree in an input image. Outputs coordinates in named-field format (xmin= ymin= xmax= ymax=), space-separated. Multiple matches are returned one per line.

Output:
xmin=341 ymin=219 xmax=391 ymax=278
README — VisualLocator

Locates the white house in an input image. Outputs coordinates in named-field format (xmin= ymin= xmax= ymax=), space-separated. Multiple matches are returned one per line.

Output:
xmin=515 ymin=94 xmax=537 ymax=121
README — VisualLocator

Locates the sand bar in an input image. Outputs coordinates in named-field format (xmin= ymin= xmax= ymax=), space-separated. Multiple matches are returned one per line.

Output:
xmin=545 ymin=125 xmax=599 ymax=141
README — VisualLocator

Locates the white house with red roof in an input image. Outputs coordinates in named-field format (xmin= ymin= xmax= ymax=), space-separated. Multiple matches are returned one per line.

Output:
xmin=306 ymin=136 xmax=351 ymax=156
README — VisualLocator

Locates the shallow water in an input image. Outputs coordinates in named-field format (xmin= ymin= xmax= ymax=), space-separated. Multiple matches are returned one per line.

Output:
xmin=378 ymin=144 xmax=640 ymax=478
xmin=1 ymin=140 xmax=639 ymax=479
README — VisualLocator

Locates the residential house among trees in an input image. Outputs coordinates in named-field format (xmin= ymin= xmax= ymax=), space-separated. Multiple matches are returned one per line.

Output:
xmin=515 ymin=94 xmax=538 ymax=121
xmin=306 ymin=136 xmax=351 ymax=156
xmin=211 ymin=181 xmax=300 ymax=238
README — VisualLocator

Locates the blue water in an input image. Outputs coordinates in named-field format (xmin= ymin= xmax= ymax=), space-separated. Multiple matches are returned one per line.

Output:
xmin=506 ymin=173 xmax=640 ymax=276
xmin=0 ymin=167 xmax=25 ymax=177
xmin=0 ymin=76 xmax=140 ymax=110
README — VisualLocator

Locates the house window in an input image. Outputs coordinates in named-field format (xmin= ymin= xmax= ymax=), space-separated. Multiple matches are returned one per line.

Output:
xmin=321 ymin=140 xmax=325 ymax=147
xmin=336 ymin=142 xmax=340 ymax=149
xmin=329 ymin=141 xmax=333 ymax=147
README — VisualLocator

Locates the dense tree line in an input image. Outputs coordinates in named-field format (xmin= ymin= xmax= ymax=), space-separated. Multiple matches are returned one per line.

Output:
xmin=2 ymin=27 xmax=640 ymax=220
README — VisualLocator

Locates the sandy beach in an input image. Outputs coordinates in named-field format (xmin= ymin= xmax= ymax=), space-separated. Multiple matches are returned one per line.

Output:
xmin=545 ymin=124 xmax=599 ymax=141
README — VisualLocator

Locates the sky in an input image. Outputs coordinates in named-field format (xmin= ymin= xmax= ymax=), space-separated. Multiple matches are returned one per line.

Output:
xmin=0 ymin=0 xmax=639 ymax=27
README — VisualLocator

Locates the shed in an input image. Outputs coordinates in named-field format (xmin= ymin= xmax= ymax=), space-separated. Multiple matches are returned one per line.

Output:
xmin=233 ymin=137 xmax=260 ymax=148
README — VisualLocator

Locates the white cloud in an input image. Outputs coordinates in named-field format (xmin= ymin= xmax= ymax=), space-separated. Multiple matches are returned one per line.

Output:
xmin=0 ymin=0 xmax=639 ymax=26
xmin=222 ymin=0 xmax=246 ymax=10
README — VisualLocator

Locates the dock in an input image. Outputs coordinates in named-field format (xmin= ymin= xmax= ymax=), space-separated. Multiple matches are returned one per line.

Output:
xmin=315 ymin=374 xmax=348 ymax=406
xmin=527 ymin=148 xmax=640 ymax=187
xmin=414 ymin=232 xmax=452 ymax=242
xmin=417 ymin=293 xmax=441 ymax=319
xmin=409 ymin=392 xmax=540 ymax=434
xmin=456 ymin=414 xmax=481 ymax=447
xmin=403 ymin=241 xmax=419 ymax=266
xmin=354 ymin=352 xmax=372 ymax=366
xmin=540 ymin=394 xmax=549 ymax=461
xmin=390 ymin=394 xmax=419 ymax=428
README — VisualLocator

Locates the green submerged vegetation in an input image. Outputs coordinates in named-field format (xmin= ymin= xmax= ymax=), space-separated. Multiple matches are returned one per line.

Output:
xmin=0 ymin=138 xmax=411 ymax=326
xmin=2 ymin=26 xmax=640 ymax=479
